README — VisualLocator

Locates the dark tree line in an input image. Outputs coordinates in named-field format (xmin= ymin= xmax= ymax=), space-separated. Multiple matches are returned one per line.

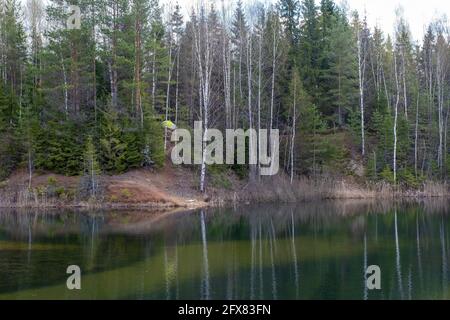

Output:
xmin=0 ymin=0 xmax=449 ymax=192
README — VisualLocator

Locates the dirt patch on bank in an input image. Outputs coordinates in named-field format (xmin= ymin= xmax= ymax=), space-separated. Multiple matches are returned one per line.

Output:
xmin=0 ymin=161 xmax=209 ymax=209
xmin=104 ymin=164 xmax=207 ymax=208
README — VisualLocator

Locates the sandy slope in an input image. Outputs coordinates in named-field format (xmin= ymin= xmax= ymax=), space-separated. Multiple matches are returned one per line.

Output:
xmin=0 ymin=161 xmax=210 ymax=208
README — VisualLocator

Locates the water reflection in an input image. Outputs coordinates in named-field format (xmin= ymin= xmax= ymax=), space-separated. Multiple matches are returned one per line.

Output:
xmin=200 ymin=210 xmax=210 ymax=300
xmin=291 ymin=211 xmax=299 ymax=299
xmin=394 ymin=210 xmax=404 ymax=299
xmin=0 ymin=199 xmax=449 ymax=300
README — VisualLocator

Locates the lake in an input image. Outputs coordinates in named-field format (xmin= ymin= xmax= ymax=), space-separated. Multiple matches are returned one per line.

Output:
xmin=0 ymin=200 xmax=449 ymax=300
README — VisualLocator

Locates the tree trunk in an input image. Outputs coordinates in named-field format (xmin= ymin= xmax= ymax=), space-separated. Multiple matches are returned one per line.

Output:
xmin=357 ymin=29 xmax=365 ymax=156
xmin=222 ymin=0 xmax=231 ymax=129
xmin=401 ymin=48 xmax=408 ymax=119
xmin=257 ymin=33 xmax=262 ymax=176
xmin=164 ymin=32 xmax=173 ymax=151
xmin=415 ymin=90 xmax=419 ymax=177
xmin=175 ymin=48 xmax=180 ymax=124
xmin=290 ymin=78 xmax=297 ymax=184
xmin=394 ymin=53 xmax=400 ymax=184
xmin=59 ymin=45 xmax=68 ymax=117
xmin=194 ymin=9 xmax=212 ymax=193
xmin=134 ymin=15 xmax=143 ymax=127
xmin=247 ymin=33 xmax=256 ymax=181
xmin=110 ymin=2 xmax=118 ymax=109
xmin=270 ymin=20 xmax=278 ymax=131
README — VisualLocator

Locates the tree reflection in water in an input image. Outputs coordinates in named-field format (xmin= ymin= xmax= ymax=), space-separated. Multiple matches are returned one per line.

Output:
xmin=0 ymin=199 xmax=449 ymax=300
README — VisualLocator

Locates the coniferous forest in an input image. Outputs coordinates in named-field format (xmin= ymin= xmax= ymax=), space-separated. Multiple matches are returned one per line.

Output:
xmin=1 ymin=0 xmax=449 ymax=199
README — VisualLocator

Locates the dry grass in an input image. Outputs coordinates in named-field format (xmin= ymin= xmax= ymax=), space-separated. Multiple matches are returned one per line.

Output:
xmin=1 ymin=168 xmax=448 ymax=209
xmin=213 ymin=175 xmax=375 ymax=204
xmin=0 ymin=167 xmax=207 ymax=209
xmin=422 ymin=181 xmax=449 ymax=197
xmin=0 ymin=189 xmax=56 ymax=208
xmin=214 ymin=174 xmax=449 ymax=206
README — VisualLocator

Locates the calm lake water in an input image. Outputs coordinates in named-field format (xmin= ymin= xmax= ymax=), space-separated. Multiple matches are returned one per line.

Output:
xmin=0 ymin=200 xmax=449 ymax=300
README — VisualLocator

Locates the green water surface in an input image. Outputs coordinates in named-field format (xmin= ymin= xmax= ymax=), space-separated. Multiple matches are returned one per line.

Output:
xmin=0 ymin=200 xmax=449 ymax=300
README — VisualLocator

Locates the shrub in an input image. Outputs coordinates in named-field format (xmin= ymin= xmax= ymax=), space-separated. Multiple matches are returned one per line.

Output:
xmin=380 ymin=166 xmax=395 ymax=184
xmin=398 ymin=168 xmax=422 ymax=189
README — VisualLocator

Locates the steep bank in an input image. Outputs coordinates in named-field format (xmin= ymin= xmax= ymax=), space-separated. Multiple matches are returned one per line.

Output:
xmin=0 ymin=163 xmax=210 ymax=209
xmin=0 ymin=163 xmax=448 ymax=209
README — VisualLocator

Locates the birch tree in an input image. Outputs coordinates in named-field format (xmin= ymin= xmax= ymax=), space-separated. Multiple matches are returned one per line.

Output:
xmin=267 ymin=9 xmax=281 ymax=131
xmin=221 ymin=0 xmax=232 ymax=129
xmin=193 ymin=1 xmax=214 ymax=192
xmin=354 ymin=14 xmax=367 ymax=156
xmin=435 ymin=30 xmax=448 ymax=173
xmin=393 ymin=48 xmax=400 ymax=184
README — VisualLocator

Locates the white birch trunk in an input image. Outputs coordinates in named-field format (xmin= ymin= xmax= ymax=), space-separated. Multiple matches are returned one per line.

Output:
xmin=194 ymin=4 xmax=213 ymax=193
xmin=270 ymin=25 xmax=277 ymax=131
xmin=401 ymin=48 xmax=408 ymax=119
xmin=164 ymin=28 xmax=173 ymax=152
xmin=257 ymin=33 xmax=262 ymax=175
xmin=59 ymin=46 xmax=68 ymax=117
xmin=394 ymin=53 xmax=400 ymax=184
xmin=436 ymin=51 xmax=445 ymax=171
xmin=151 ymin=44 xmax=157 ymax=109
xmin=415 ymin=90 xmax=419 ymax=177
xmin=290 ymin=78 xmax=297 ymax=184
xmin=175 ymin=49 xmax=180 ymax=123
xmin=222 ymin=0 xmax=231 ymax=129
xmin=357 ymin=29 xmax=366 ymax=156
xmin=247 ymin=32 xmax=255 ymax=180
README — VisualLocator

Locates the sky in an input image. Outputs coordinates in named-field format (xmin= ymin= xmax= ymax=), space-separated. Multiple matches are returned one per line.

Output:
xmin=344 ymin=0 xmax=449 ymax=41
xmin=170 ymin=0 xmax=450 ymax=42
xmin=20 ymin=0 xmax=449 ymax=41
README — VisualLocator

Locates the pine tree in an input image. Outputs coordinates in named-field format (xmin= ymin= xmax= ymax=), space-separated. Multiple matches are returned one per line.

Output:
xmin=277 ymin=0 xmax=300 ymax=47
xmin=146 ymin=0 xmax=168 ymax=113
xmin=231 ymin=0 xmax=248 ymax=128
xmin=99 ymin=110 xmax=127 ymax=173
xmin=82 ymin=135 xmax=101 ymax=197
xmin=299 ymin=0 xmax=320 ymax=104
xmin=170 ymin=2 xmax=183 ymax=124
xmin=34 ymin=118 xmax=84 ymax=175
xmin=0 ymin=83 xmax=22 ymax=180
xmin=324 ymin=10 xmax=357 ymax=126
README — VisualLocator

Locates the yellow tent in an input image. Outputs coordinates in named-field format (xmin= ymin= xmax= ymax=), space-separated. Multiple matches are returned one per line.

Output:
xmin=162 ymin=120 xmax=177 ymax=130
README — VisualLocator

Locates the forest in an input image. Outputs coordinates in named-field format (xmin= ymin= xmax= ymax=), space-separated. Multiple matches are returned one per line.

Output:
xmin=0 ymin=0 xmax=449 ymax=198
